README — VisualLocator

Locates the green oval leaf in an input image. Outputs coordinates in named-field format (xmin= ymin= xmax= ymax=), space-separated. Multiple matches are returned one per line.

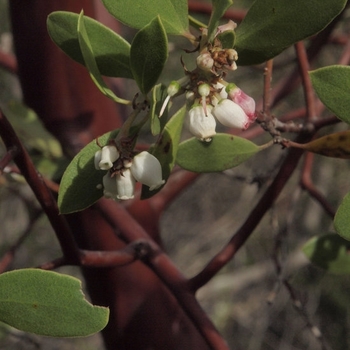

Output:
xmin=303 ymin=234 xmax=350 ymax=274
xmin=47 ymin=11 xmax=132 ymax=78
xmin=2 ymin=100 xmax=62 ymax=158
xmin=310 ymin=65 xmax=350 ymax=124
xmin=176 ymin=133 xmax=259 ymax=172
xmin=77 ymin=11 xmax=130 ymax=105
xmin=334 ymin=192 xmax=350 ymax=241
xmin=58 ymin=130 xmax=118 ymax=214
xmin=235 ymin=0 xmax=347 ymax=65
xmin=0 ymin=269 xmax=109 ymax=336
xmin=130 ymin=17 xmax=168 ymax=94
xmin=141 ymin=104 xmax=187 ymax=199
xmin=102 ymin=0 xmax=188 ymax=35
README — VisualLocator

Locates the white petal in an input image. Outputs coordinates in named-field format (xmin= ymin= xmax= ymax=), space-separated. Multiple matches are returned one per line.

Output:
xmin=213 ymin=99 xmax=250 ymax=129
xmin=94 ymin=150 xmax=102 ymax=170
xmin=213 ymin=83 xmax=228 ymax=100
xmin=130 ymin=151 xmax=165 ymax=191
xmin=188 ymin=105 xmax=216 ymax=142
xmin=102 ymin=173 xmax=118 ymax=200
xmin=116 ymin=169 xmax=135 ymax=200
xmin=98 ymin=145 xmax=119 ymax=170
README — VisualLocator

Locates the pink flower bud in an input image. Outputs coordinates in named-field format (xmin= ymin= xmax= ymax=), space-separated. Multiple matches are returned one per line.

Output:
xmin=217 ymin=20 xmax=237 ymax=35
xmin=227 ymin=84 xmax=256 ymax=120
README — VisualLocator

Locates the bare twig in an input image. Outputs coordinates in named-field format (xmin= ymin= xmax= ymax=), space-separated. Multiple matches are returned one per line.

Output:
xmin=283 ymin=279 xmax=332 ymax=350
xmin=262 ymin=59 xmax=274 ymax=117
xmin=268 ymin=186 xmax=331 ymax=350
xmin=301 ymin=152 xmax=336 ymax=218
xmin=295 ymin=41 xmax=316 ymax=120
xmin=338 ymin=35 xmax=350 ymax=65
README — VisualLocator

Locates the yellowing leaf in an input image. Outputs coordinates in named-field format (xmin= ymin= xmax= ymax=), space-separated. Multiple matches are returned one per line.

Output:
xmin=289 ymin=130 xmax=350 ymax=159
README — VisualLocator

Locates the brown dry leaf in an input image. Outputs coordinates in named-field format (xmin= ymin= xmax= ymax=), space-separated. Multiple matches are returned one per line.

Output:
xmin=300 ymin=130 xmax=350 ymax=159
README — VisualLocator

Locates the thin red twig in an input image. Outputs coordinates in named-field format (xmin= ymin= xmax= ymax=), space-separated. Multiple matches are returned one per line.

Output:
xmin=295 ymin=41 xmax=316 ymax=120
xmin=301 ymin=152 xmax=336 ymax=218
xmin=338 ymin=35 xmax=350 ymax=65
xmin=262 ymin=59 xmax=274 ymax=117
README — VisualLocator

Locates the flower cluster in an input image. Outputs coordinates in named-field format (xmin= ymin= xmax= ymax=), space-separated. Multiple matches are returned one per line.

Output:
xmin=187 ymin=82 xmax=256 ymax=142
xmin=161 ymin=21 xmax=256 ymax=142
xmin=94 ymin=145 xmax=165 ymax=200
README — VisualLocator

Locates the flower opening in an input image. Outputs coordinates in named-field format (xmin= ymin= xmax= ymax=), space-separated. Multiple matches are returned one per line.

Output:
xmin=188 ymin=105 xmax=216 ymax=142
xmin=95 ymin=145 xmax=119 ymax=170
xmin=131 ymin=151 xmax=165 ymax=191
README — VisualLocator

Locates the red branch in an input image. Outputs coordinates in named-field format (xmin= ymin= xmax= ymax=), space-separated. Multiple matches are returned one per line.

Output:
xmin=0 ymin=109 xmax=81 ymax=264
xmin=39 ymin=241 xmax=153 ymax=270
xmin=96 ymin=198 xmax=230 ymax=350
xmin=295 ymin=41 xmax=316 ymax=120
xmin=262 ymin=59 xmax=274 ymax=117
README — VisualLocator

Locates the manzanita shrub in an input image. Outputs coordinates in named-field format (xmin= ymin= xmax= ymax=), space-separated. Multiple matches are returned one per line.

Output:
xmin=1 ymin=0 xmax=350 ymax=347
xmin=47 ymin=0 xmax=348 ymax=210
